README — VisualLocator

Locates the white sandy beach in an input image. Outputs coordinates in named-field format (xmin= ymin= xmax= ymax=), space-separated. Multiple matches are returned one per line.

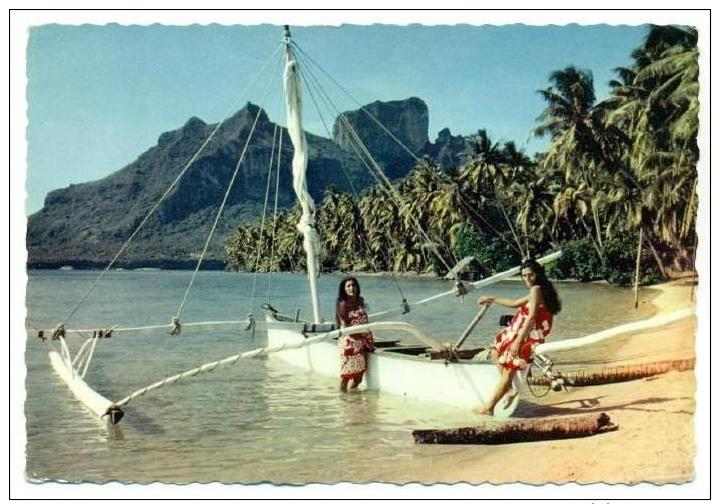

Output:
xmin=369 ymin=280 xmax=698 ymax=484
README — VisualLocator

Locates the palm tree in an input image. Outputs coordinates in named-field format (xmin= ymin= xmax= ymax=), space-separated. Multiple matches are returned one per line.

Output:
xmin=602 ymin=25 xmax=699 ymax=270
xmin=533 ymin=66 xmax=612 ymax=252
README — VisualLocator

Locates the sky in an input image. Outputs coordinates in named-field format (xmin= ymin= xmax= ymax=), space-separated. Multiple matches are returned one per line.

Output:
xmin=24 ymin=21 xmax=650 ymax=214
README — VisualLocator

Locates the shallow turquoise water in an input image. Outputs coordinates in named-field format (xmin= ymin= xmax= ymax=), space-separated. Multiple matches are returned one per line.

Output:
xmin=24 ymin=270 xmax=656 ymax=483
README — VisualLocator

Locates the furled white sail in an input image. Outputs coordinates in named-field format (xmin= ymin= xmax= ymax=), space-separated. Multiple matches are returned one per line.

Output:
xmin=283 ymin=26 xmax=321 ymax=323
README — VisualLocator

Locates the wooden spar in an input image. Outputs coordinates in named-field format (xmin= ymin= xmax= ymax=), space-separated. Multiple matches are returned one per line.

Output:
xmin=534 ymin=307 xmax=694 ymax=354
xmin=634 ymin=228 xmax=643 ymax=309
xmin=412 ymin=413 xmax=617 ymax=445
xmin=454 ymin=303 xmax=490 ymax=349
xmin=370 ymin=250 xmax=562 ymax=320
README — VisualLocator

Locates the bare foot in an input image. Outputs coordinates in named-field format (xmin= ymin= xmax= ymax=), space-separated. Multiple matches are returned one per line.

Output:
xmin=473 ymin=405 xmax=493 ymax=415
xmin=339 ymin=379 xmax=349 ymax=392
xmin=502 ymin=389 xmax=518 ymax=408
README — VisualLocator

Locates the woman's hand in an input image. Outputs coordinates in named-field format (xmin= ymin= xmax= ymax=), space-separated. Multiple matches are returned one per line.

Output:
xmin=477 ymin=296 xmax=495 ymax=306
xmin=509 ymin=338 xmax=522 ymax=359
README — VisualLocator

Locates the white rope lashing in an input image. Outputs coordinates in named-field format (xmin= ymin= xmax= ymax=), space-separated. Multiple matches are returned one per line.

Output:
xmin=292 ymin=42 xmax=423 ymax=164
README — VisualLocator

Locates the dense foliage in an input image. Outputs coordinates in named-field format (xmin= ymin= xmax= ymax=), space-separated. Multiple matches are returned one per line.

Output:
xmin=226 ymin=25 xmax=699 ymax=286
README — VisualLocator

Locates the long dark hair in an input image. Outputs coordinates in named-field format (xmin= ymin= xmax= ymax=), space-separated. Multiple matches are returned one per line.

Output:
xmin=337 ymin=276 xmax=362 ymax=302
xmin=522 ymin=259 xmax=561 ymax=315
xmin=336 ymin=276 xmax=364 ymax=325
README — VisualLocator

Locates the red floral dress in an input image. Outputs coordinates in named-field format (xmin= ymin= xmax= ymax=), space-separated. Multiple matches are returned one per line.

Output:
xmin=495 ymin=301 xmax=553 ymax=370
xmin=337 ymin=298 xmax=375 ymax=382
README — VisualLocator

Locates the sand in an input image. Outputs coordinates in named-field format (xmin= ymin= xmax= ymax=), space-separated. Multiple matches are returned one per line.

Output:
xmin=378 ymin=280 xmax=698 ymax=485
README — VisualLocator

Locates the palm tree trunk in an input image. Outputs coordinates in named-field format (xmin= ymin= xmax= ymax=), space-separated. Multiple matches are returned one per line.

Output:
xmin=634 ymin=228 xmax=643 ymax=309
xmin=644 ymin=229 xmax=668 ymax=280
xmin=592 ymin=202 xmax=604 ymax=248
xmin=580 ymin=215 xmax=604 ymax=260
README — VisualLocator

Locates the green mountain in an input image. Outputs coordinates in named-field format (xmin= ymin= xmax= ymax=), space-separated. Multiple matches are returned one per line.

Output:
xmin=27 ymin=98 xmax=469 ymax=269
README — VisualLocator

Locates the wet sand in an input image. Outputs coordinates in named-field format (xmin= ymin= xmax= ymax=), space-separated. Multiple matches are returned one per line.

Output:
xmin=377 ymin=280 xmax=698 ymax=485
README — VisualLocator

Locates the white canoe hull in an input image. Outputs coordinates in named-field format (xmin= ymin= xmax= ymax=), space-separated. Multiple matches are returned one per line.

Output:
xmin=267 ymin=319 xmax=521 ymax=416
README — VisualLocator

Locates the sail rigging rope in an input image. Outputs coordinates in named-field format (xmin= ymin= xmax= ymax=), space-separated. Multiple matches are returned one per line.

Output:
xmin=111 ymin=328 xmax=339 ymax=409
xmin=174 ymin=53 xmax=285 ymax=322
xmin=369 ymin=250 xmax=562 ymax=319
xmin=296 ymin=40 xmax=528 ymax=262
xmin=267 ymin=123 xmax=284 ymax=303
xmin=292 ymin=42 xmax=423 ymax=165
xmin=293 ymin=49 xmax=454 ymax=273
xmin=295 ymin=60 xmax=408 ymax=302
xmin=57 ymin=43 xmax=284 ymax=329
xmin=454 ymin=189 xmax=525 ymax=257
xmin=249 ymin=123 xmax=280 ymax=318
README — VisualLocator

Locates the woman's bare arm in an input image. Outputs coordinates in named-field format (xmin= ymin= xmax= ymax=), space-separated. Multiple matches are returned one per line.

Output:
xmin=477 ymin=294 xmax=528 ymax=309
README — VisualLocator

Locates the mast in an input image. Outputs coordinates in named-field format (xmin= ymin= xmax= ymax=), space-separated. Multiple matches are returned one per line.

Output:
xmin=283 ymin=26 xmax=321 ymax=323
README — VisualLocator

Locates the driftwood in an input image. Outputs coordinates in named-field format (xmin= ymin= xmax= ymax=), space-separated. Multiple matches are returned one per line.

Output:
xmin=528 ymin=359 xmax=695 ymax=388
xmin=412 ymin=413 xmax=617 ymax=445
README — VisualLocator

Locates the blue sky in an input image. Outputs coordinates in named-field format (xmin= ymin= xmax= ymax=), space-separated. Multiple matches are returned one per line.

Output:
xmin=25 ymin=23 xmax=648 ymax=213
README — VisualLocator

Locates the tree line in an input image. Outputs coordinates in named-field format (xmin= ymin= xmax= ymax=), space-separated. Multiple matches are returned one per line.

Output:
xmin=226 ymin=25 xmax=698 ymax=286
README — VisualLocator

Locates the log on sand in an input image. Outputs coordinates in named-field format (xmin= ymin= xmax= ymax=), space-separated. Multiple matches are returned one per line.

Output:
xmin=528 ymin=359 xmax=695 ymax=388
xmin=413 ymin=413 xmax=617 ymax=445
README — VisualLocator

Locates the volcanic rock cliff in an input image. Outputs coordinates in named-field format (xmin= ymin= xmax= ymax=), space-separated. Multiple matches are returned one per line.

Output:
xmin=27 ymin=98 xmax=469 ymax=268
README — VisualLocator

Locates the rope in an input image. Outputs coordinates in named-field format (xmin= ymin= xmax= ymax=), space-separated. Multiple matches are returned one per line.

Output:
xmin=174 ymin=56 xmax=284 ymax=321
xmin=293 ymin=50 xmax=452 ymax=273
xmin=495 ymin=196 xmax=527 ymax=259
xmin=58 ymin=43 xmax=284 ymax=329
xmin=111 ymin=319 xmax=439 ymax=409
xmin=112 ymin=328 xmax=338 ymax=408
xmin=292 ymin=42 xmax=422 ymax=164
xmin=454 ymin=189 xmax=524 ymax=257
xmin=369 ymin=250 xmax=562 ymax=319
xmin=297 ymin=59 xmax=408 ymax=302
xmin=32 ymin=319 xmax=253 ymax=336
xmin=250 ymin=123 xmax=279 ymax=313
xmin=267 ymin=125 xmax=284 ymax=303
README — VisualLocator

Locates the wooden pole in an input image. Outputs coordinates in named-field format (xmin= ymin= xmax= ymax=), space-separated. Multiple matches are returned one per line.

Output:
xmin=634 ymin=228 xmax=643 ymax=309
xmin=412 ymin=413 xmax=617 ymax=445
xmin=454 ymin=303 xmax=490 ymax=349
xmin=690 ymin=232 xmax=698 ymax=302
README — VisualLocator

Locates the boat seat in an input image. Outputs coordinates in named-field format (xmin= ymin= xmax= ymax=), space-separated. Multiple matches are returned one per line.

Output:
xmin=378 ymin=345 xmax=430 ymax=356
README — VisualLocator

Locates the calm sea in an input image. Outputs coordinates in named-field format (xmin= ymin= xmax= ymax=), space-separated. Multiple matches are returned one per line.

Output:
xmin=24 ymin=270 xmax=656 ymax=483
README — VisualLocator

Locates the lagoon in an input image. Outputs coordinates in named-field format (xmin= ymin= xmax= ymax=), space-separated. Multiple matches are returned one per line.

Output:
xmin=24 ymin=269 xmax=656 ymax=483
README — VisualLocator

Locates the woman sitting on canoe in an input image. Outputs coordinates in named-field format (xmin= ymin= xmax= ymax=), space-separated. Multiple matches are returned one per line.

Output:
xmin=474 ymin=259 xmax=561 ymax=415
xmin=336 ymin=276 xmax=375 ymax=392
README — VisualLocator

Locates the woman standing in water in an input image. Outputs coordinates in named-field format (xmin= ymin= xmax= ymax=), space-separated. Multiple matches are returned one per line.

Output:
xmin=336 ymin=277 xmax=375 ymax=392
xmin=474 ymin=259 xmax=561 ymax=415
